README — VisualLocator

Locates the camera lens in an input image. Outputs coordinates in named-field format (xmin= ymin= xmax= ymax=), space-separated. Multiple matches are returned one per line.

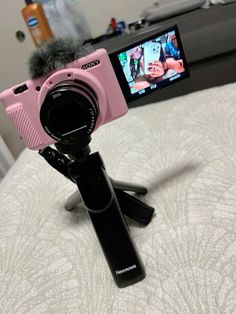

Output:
xmin=40 ymin=80 xmax=98 ymax=143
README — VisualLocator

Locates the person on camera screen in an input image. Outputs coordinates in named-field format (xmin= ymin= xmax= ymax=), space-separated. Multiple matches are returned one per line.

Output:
xmin=120 ymin=30 xmax=185 ymax=94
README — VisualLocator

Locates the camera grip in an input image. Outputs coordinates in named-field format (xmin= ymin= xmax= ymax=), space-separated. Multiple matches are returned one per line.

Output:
xmin=68 ymin=152 xmax=145 ymax=288
xmin=89 ymin=195 xmax=145 ymax=288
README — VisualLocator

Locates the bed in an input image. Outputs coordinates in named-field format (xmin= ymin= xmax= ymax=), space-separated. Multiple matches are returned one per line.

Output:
xmin=0 ymin=82 xmax=236 ymax=313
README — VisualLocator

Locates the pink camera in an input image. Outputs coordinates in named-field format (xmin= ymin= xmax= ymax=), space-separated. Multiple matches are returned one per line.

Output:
xmin=0 ymin=49 xmax=128 ymax=150
xmin=0 ymin=26 xmax=189 ymax=151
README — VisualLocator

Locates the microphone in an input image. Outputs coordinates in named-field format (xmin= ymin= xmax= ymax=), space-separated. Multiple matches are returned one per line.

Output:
xmin=28 ymin=37 xmax=94 ymax=78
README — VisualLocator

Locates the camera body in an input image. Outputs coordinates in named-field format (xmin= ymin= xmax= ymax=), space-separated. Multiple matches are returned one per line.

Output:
xmin=0 ymin=49 xmax=128 ymax=150
xmin=0 ymin=25 xmax=189 ymax=151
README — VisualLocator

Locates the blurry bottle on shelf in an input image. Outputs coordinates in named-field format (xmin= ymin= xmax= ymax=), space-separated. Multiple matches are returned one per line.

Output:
xmin=22 ymin=0 xmax=54 ymax=47
xmin=36 ymin=0 xmax=92 ymax=41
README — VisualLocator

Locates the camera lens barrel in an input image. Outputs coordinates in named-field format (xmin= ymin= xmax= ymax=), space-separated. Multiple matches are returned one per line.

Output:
xmin=40 ymin=80 xmax=98 ymax=144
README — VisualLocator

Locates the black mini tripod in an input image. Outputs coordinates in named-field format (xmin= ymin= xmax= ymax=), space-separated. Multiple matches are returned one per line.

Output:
xmin=39 ymin=137 xmax=154 ymax=288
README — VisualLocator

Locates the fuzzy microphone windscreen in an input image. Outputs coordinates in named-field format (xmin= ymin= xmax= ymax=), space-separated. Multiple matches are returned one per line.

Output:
xmin=28 ymin=37 xmax=95 ymax=79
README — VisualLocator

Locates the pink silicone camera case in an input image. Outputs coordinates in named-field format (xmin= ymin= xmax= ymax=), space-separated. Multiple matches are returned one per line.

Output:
xmin=0 ymin=49 xmax=128 ymax=150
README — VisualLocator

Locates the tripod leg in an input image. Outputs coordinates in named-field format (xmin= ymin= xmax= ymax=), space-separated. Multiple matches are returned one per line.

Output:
xmin=111 ymin=179 xmax=147 ymax=195
xmin=65 ymin=191 xmax=83 ymax=211
xmin=115 ymin=189 xmax=154 ymax=225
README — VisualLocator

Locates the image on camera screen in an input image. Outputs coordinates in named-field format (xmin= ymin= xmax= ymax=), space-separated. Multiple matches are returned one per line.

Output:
xmin=117 ymin=30 xmax=187 ymax=96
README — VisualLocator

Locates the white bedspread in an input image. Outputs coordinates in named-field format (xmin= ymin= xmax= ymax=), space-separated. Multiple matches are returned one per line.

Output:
xmin=1 ymin=83 xmax=236 ymax=313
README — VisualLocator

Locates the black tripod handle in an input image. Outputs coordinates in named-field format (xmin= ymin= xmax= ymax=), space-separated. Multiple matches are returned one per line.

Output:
xmin=68 ymin=152 xmax=145 ymax=288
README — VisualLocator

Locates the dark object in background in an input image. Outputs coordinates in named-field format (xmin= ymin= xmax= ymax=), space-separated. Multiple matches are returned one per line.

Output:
xmin=84 ymin=33 xmax=119 ymax=45
xmin=128 ymin=19 xmax=146 ymax=32
xmin=16 ymin=30 xmax=26 ymax=42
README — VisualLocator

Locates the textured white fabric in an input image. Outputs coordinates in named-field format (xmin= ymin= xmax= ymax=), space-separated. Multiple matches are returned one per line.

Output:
xmin=1 ymin=83 xmax=236 ymax=313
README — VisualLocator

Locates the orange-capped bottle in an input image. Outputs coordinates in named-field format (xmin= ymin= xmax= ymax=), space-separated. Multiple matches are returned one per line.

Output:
xmin=22 ymin=0 xmax=54 ymax=47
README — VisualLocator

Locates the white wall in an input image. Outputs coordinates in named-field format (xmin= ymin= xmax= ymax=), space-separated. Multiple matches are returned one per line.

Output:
xmin=79 ymin=0 xmax=156 ymax=37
